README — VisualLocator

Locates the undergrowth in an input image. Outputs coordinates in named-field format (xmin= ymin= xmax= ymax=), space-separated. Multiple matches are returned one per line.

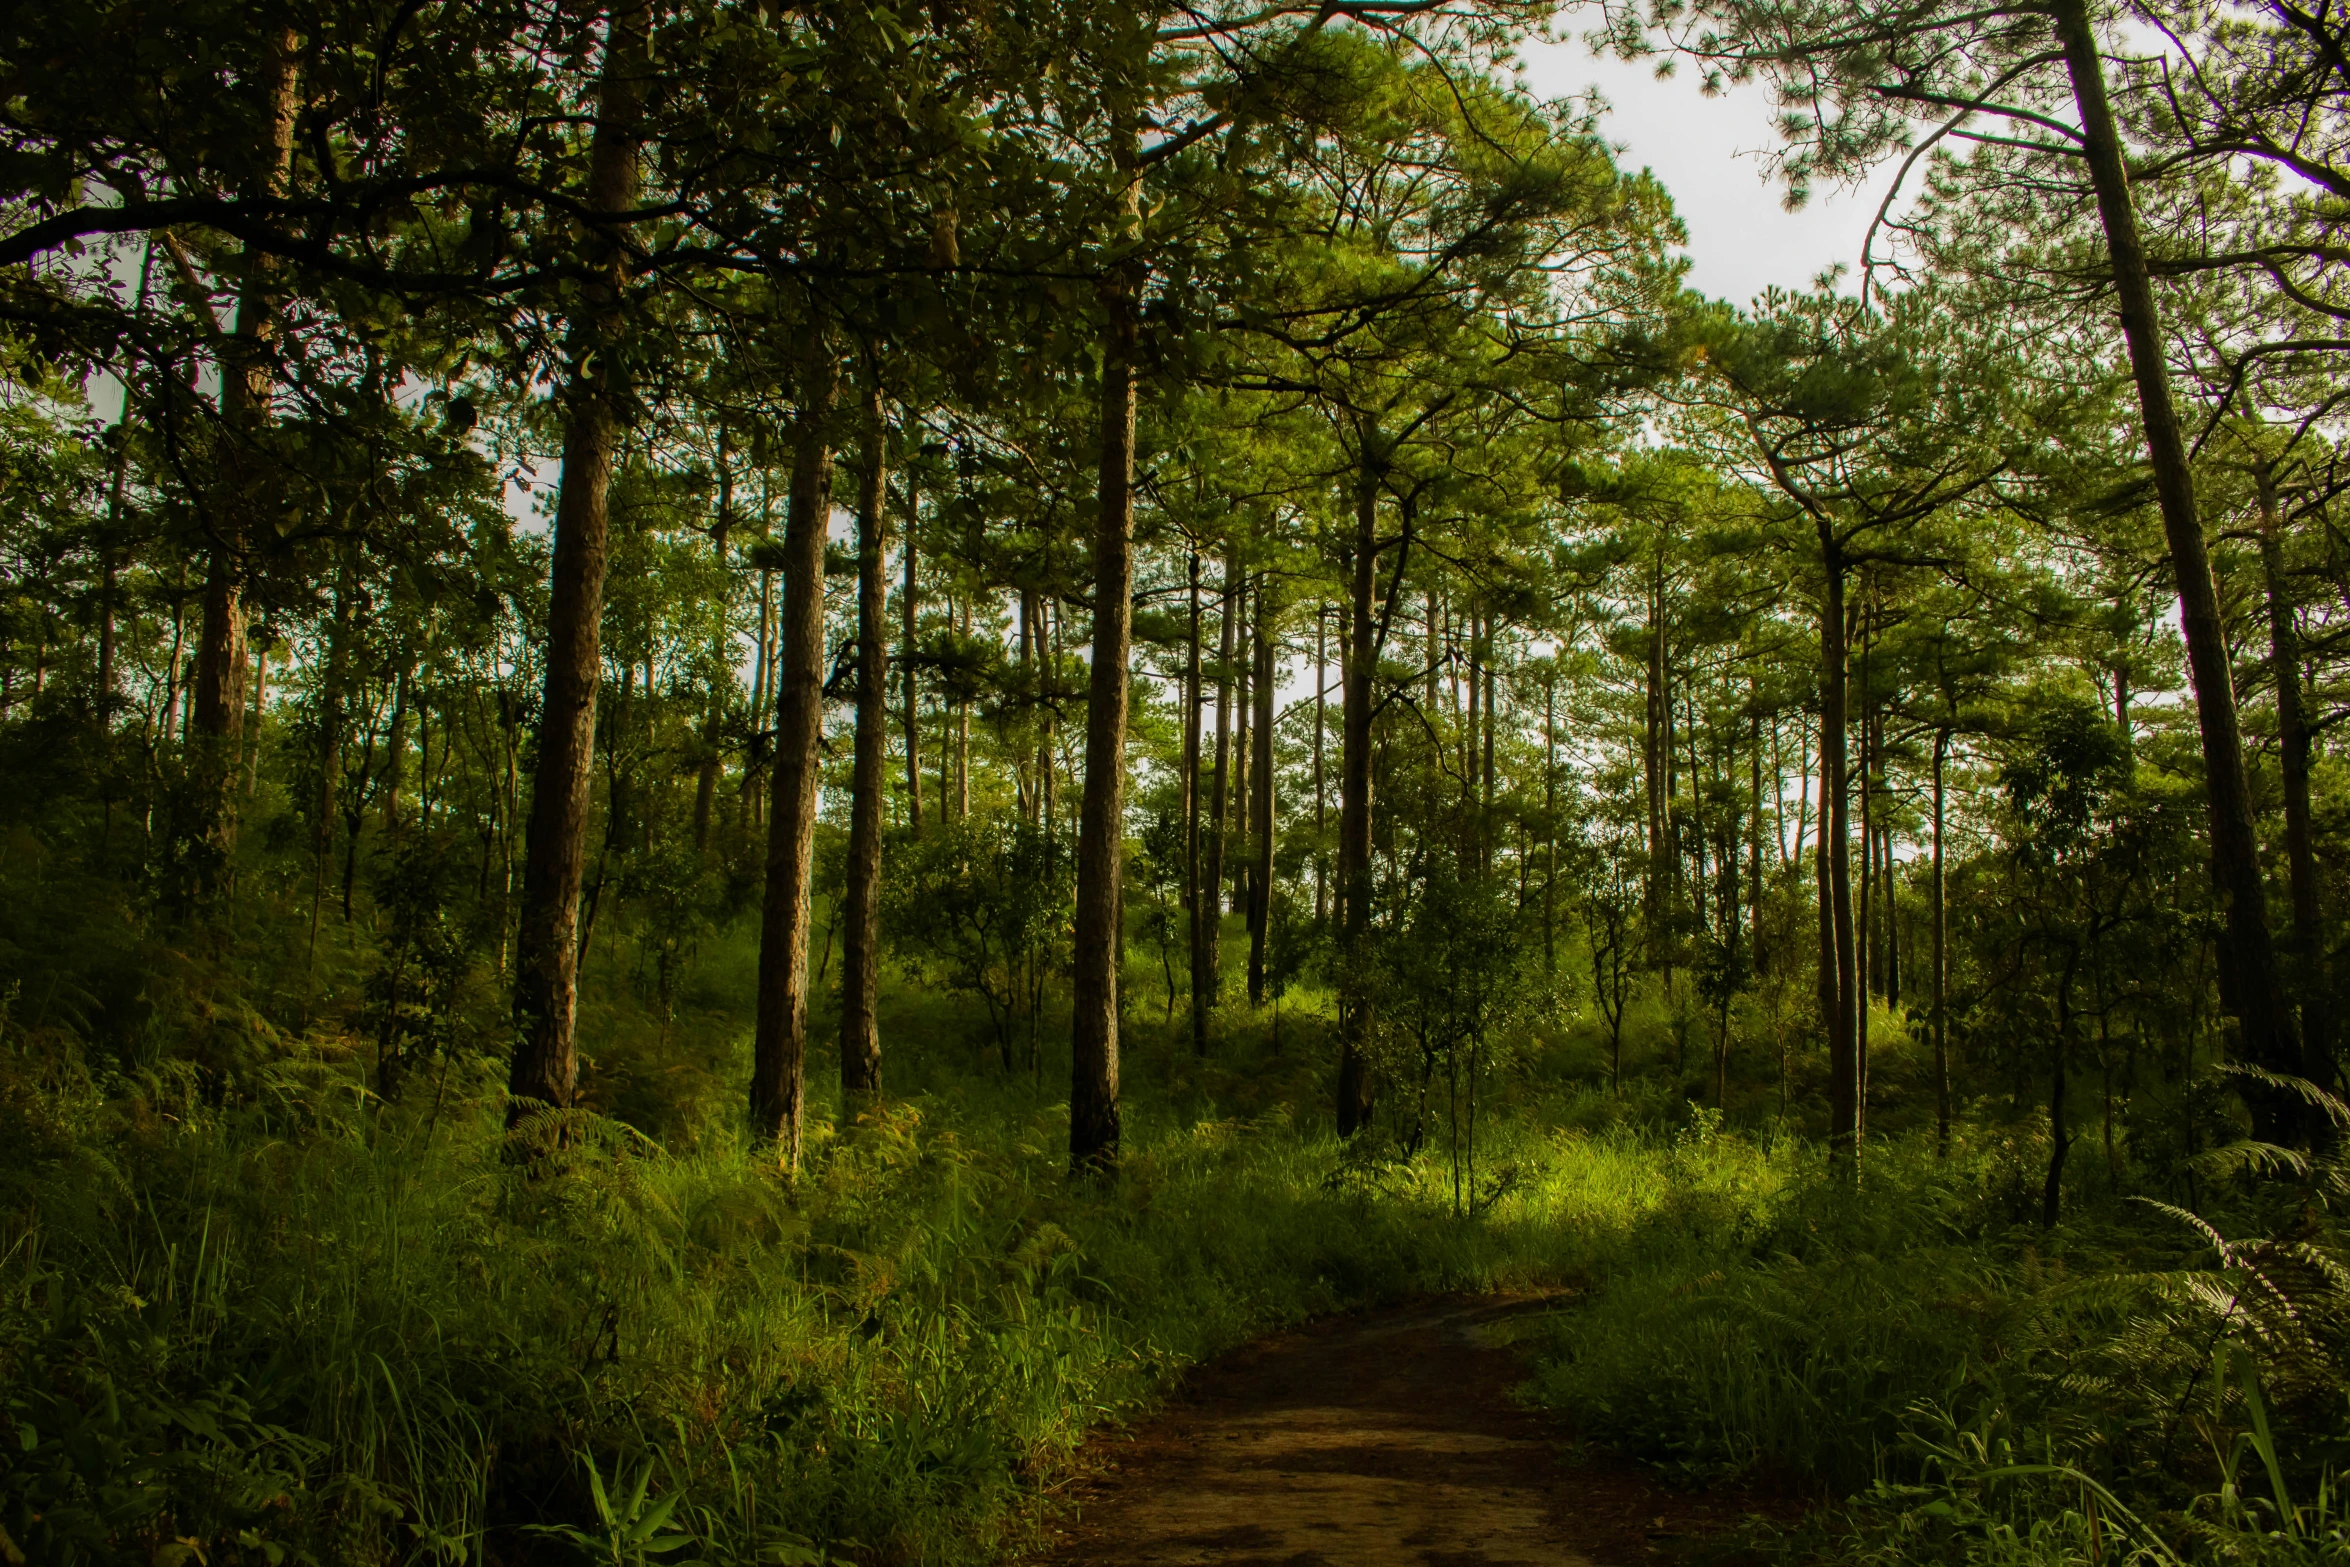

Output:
xmin=4 ymin=905 xmax=2344 ymax=1566
xmin=0 ymin=1008 xmax=1548 ymax=1567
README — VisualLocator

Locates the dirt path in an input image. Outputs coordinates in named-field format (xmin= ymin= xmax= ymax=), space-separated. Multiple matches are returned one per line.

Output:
xmin=1034 ymin=1295 xmax=1781 ymax=1567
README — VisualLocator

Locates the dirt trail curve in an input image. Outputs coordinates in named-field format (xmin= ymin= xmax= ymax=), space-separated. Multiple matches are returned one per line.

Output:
xmin=1033 ymin=1295 xmax=1776 ymax=1567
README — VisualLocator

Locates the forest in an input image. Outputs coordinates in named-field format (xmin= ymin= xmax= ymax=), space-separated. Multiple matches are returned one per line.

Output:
xmin=2 ymin=0 xmax=2348 ymax=1561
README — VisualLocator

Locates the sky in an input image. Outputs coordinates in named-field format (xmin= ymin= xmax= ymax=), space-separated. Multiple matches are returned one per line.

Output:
xmin=1513 ymin=36 xmax=1889 ymax=307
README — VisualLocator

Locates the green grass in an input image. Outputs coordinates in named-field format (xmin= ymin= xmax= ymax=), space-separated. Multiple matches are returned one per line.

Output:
xmin=4 ymin=908 xmax=2341 ymax=1567
xmin=0 ymin=971 xmax=1559 ymax=1567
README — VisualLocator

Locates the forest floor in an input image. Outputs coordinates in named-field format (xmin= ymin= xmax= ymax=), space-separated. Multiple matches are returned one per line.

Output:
xmin=1031 ymin=1294 xmax=1802 ymax=1567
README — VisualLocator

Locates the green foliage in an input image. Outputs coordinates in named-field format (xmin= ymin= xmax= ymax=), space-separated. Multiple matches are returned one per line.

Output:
xmin=882 ymin=813 xmax=1073 ymax=1071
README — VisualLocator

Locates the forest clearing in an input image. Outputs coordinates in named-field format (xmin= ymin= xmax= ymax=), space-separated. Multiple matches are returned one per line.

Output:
xmin=3 ymin=0 xmax=2349 ymax=1561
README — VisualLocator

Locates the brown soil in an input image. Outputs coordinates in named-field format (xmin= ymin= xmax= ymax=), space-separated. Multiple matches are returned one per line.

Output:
xmin=1031 ymin=1295 xmax=1799 ymax=1567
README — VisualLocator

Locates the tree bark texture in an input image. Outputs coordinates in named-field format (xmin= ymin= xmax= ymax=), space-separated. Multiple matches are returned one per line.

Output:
xmin=2255 ymin=464 xmax=2330 ymax=1088
xmin=1068 ymin=192 xmax=1140 ymax=1173
xmin=2054 ymin=0 xmax=2301 ymax=1119
xmin=1335 ymin=462 xmax=1382 ymax=1137
xmin=901 ymin=472 xmax=923 ymax=835
xmin=1186 ymin=552 xmax=1209 ymax=1057
xmin=1204 ymin=541 xmax=1236 ymax=1026
xmin=1817 ymin=548 xmax=1859 ymax=1167
xmin=752 ymin=342 xmax=839 ymax=1163
xmin=1248 ymin=577 xmax=1275 ymax=1005
xmin=191 ymin=26 xmax=300 ymax=874
xmin=839 ymin=378 xmax=889 ymax=1100
xmin=509 ymin=1 xmax=650 ymax=1116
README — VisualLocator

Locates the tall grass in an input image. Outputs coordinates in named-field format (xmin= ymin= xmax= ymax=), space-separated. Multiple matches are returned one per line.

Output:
xmin=6 ymin=936 xmax=2340 ymax=1567
xmin=0 ymin=1007 xmax=1552 ymax=1566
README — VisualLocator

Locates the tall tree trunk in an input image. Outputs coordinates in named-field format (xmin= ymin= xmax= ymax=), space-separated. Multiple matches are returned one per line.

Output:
xmin=1186 ymin=552 xmax=1209 ymax=1056
xmin=1932 ymin=724 xmax=1951 ymax=1154
xmin=1313 ymin=604 xmax=1327 ymax=926
xmin=1232 ymin=577 xmax=1252 ymax=918
xmin=1749 ymin=696 xmax=1765 ymax=977
xmin=901 ymin=472 xmax=923 ymax=834
xmin=1204 ymin=540 xmax=1236 ymax=1023
xmin=245 ymin=643 xmax=268 ymax=796
xmin=752 ymin=341 xmax=839 ymax=1162
xmin=2055 ymin=0 xmax=2301 ymax=1124
xmin=508 ymin=0 xmax=651 ymax=1118
xmin=1545 ymin=667 xmax=1559 ymax=973
xmin=1856 ymin=643 xmax=1873 ymax=1142
xmin=1336 ymin=460 xmax=1383 ymax=1136
xmin=190 ymin=26 xmax=299 ymax=881
xmin=1645 ymin=564 xmax=1668 ymax=933
xmin=956 ymin=596 xmax=972 ymax=819
xmin=838 ymin=378 xmax=890 ymax=1101
xmin=1818 ymin=546 xmax=1859 ymax=1169
xmin=1248 ymin=578 xmax=1275 ymax=1005
xmin=695 ymin=444 xmax=732 ymax=852
xmin=1068 ymin=138 xmax=1141 ymax=1172
xmin=2256 ymin=463 xmax=2329 ymax=1088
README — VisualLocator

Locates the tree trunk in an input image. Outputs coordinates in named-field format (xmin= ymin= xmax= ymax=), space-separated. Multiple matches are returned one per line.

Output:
xmin=1203 ymin=540 xmax=1236 ymax=1027
xmin=1187 ymin=552 xmax=1209 ymax=1056
xmin=695 ymin=446 xmax=732 ymax=852
xmin=1248 ymin=577 xmax=1275 ymax=1005
xmin=1068 ymin=149 xmax=1140 ymax=1172
xmin=2255 ymin=463 xmax=2330 ymax=1089
xmin=190 ymin=26 xmax=299 ymax=880
xmin=1932 ymin=724 xmax=1951 ymax=1154
xmin=2055 ymin=0 xmax=2301 ymax=1125
xmin=1749 ymin=697 xmax=1764 ymax=977
xmin=751 ymin=341 xmax=839 ymax=1163
xmin=1314 ymin=604 xmax=1327 ymax=926
xmin=901 ymin=472 xmax=923 ymax=835
xmin=1232 ymin=576 xmax=1252 ymax=918
xmin=508 ymin=0 xmax=651 ymax=1118
xmin=1818 ymin=546 xmax=1859 ymax=1168
xmin=1336 ymin=461 xmax=1382 ymax=1136
xmin=1480 ymin=618 xmax=1496 ymax=872
xmin=839 ymin=377 xmax=889 ymax=1101
xmin=1545 ymin=668 xmax=1558 ymax=973
xmin=245 ymin=643 xmax=267 ymax=796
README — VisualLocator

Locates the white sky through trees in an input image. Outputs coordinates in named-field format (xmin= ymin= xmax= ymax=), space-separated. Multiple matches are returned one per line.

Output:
xmin=1516 ymin=38 xmax=1886 ymax=305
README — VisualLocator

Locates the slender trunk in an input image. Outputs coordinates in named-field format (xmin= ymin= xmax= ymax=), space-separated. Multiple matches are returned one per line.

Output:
xmin=2044 ymin=951 xmax=2076 ymax=1229
xmin=1313 ymin=605 xmax=1327 ymax=926
xmin=190 ymin=27 xmax=299 ymax=880
xmin=2256 ymin=464 xmax=2330 ymax=1088
xmin=1204 ymin=540 xmax=1236 ymax=1021
xmin=694 ymin=448 xmax=732 ymax=852
xmin=1233 ymin=579 xmax=1252 ymax=917
xmin=1480 ymin=620 xmax=1496 ymax=872
xmin=1187 ymin=553 xmax=1209 ymax=1056
xmin=508 ymin=0 xmax=650 ymax=1118
xmin=1856 ymin=639 xmax=1873 ymax=1142
xmin=1819 ymin=549 xmax=1859 ymax=1168
xmin=245 ymin=643 xmax=267 ymax=796
xmin=1068 ymin=139 xmax=1141 ymax=1172
xmin=1336 ymin=460 xmax=1382 ymax=1136
xmin=1248 ymin=578 xmax=1275 ymax=1005
xmin=1545 ymin=670 xmax=1558 ymax=973
xmin=1749 ymin=697 xmax=1764 ymax=977
xmin=839 ymin=378 xmax=889 ymax=1101
xmin=750 ymin=558 xmax=774 ymax=827
xmin=751 ymin=341 xmax=839 ymax=1163
xmin=310 ymin=548 xmax=353 ymax=963
xmin=901 ymin=473 xmax=923 ymax=834
xmin=1933 ymin=725 xmax=1951 ymax=1154
xmin=2055 ymin=0 xmax=2300 ymax=1123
